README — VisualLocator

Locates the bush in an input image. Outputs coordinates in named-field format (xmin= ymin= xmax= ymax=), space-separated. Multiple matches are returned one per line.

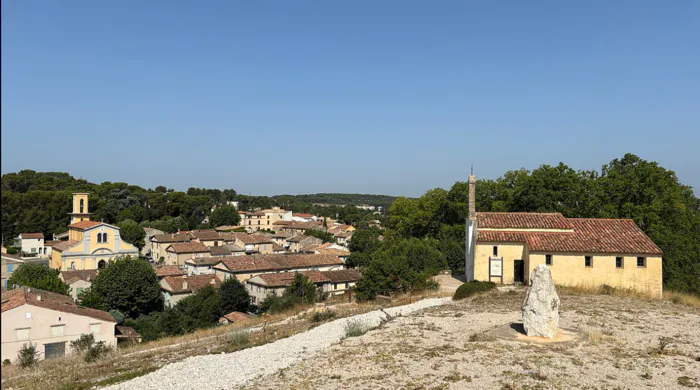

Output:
xmin=17 ymin=343 xmax=40 ymax=368
xmin=70 ymin=333 xmax=96 ymax=353
xmin=453 ymin=281 xmax=497 ymax=301
xmin=227 ymin=329 xmax=251 ymax=348
xmin=344 ymin=319 xmax=369 ymax=338
xmin=84 ymin=341 xmax=112 ymax=363
xmin=3 ymin=359 xmax=11 ymax=366
xmin=7 ymin=247 xmax=19 ymax=255
xmin=311 ymin=310 xmax=336 ymax=323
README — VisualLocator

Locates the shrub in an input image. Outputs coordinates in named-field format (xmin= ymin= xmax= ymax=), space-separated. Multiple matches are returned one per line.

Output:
xmin=3 ymin=359 xmax=11 ymax=366
xmin=311 ymin=310 xmax=336 ymax=323
xmin=453 ymin=280 xmax=497 ymax=301
xmin=344 ymin=319 xmax=368 ymax=338
xmin=227 ymin=329 xmax=251 ymax=347
xmin=84 ymin=341 xmax=112 ymax=363
xmin=70 ymin=333 xmax=96 ymax=353
xmin=17 ymin=343 xmax=40 ymax=368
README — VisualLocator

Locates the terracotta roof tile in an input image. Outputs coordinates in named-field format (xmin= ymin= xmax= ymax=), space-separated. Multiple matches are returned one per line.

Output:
xmin=221 ymin=311 xmax=251 ymax=323
xmin=186 ymin=257 xmax=223 ymax=266
xmin=166 ymin=242 xmax=210 ymax=254
xmin=1 ymin=287 xmax=115 ymax=322
xmin=153 ymin=265 xmax=186 ymax=277
xmin=322 ymin=268 xmax=362 ymax=283
xmin=115 ymin=325 xmax=141 ymax=339
xmin=67 ymin=221 xmax=103 ymax=230
xmin=161 ymin=274 xmax=221 ymax=294
xmin=215 ymin=254 xmax=343 ymax=273
xmin=238 ymin=234 xmax=273 ymax=244
xmin=476 ymin=212 xmax=573 ymax=230
xmin=152 ymin=233 xmax=191 ymax=243
xmin=251 ymin=270 xmax=331 ymax=287
xmin=60 ymin=270 xmax=99 ymax=284
xmin=318 ymin=248 xmax=351 ymax=257
xmin=51 ymin=239 xmax=79 ymax=251
xmin=188 ymin=230 xmax=222 ymax=241
xmin=209 ymin=246 xmax=232 ymax=256
xmin=19 ymin=233 xmax=44 ymax=239
xmin=477 ymin=218 xmax=662 ymax=255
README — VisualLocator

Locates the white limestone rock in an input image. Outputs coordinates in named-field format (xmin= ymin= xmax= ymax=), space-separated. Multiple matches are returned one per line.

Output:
xmin=522 ymin=264 xmax=560 ymax=338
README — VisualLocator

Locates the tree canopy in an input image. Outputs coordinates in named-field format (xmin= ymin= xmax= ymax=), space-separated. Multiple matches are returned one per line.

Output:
xmin=7 ymin=263 xmax=69 ymax=295
xmin=209 ymin=205 xmax=241 ymax=227
xmin=118 ymin=219 xmax=146 ymax=250
xmin=89 ymin=256 xmax=163 ymax=318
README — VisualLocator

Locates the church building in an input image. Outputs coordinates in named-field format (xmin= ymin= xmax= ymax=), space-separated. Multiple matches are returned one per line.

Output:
xmin=51 ymin=193 xmax=139 ymax=271
xmin=465 ymin=174 xmax=663 ymax=298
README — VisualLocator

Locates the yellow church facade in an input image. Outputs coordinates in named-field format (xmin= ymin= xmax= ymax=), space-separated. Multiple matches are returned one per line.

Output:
xmin=50 ymin=194 xmax=139 ymax=271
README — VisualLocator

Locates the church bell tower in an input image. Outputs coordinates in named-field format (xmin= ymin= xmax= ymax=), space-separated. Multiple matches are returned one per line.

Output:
xmin=69 ymin=193 xmax=92 ymax=224
xmin=465 ymin=168 xmax=477 ymax=281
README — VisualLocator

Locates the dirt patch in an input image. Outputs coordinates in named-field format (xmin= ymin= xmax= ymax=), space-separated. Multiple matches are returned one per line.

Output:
xmin=240 ymin=289 xmax=700 ymax=390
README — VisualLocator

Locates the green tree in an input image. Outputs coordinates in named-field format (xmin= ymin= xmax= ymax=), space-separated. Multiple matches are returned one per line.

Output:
xmin=176 ymin=285 xmax=222 ymax=332
xmin=118 ymin=219 xmax=146 ymax=250
xmin=219 ymin=278 xmax=251 ymax=314
xmin=209 ymin=205 xmax=241 ymax=227
xmin=7 ymin=264 xmax=69 ymax=295
xmin=304 ymin=229 xmax=335 ymax=243
xmin=77 ymin=288 xmax=106 ymax=310
xmin=90 ymin=256 xmax=163 ymax=318
xmin=283 ymin=273 xmax=319 ymax=305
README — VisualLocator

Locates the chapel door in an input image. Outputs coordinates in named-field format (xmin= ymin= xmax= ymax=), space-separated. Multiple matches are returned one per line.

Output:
xmin=514 ymin=260 xmax=524 ymax=284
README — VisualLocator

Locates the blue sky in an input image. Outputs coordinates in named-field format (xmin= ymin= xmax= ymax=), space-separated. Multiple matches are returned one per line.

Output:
xmin=2 ymin=1 xmax=699 ymax=197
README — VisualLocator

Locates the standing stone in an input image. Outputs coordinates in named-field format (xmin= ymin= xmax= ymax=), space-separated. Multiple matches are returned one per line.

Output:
xmin=522 ymin=264 xmax=560 ymax=338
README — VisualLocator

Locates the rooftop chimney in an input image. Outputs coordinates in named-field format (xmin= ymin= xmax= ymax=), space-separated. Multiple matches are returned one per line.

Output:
xmin=182 ymin=275 xmax=188 ymax=290
xmin=210 ymin=276 xmax=216 ymax=285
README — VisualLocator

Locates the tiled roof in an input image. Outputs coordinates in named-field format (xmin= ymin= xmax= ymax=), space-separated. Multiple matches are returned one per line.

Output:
xmin=528 ymin=219 xmax=662 ymax=255
xmin=322 ymin=268 xmax=362 ymax=283
xmin=166 ymin=242 xmax=210 ymax=254
xmin=215 ymin=225 xmax=240 ymax=232
xmin=161 ymin=274 xmax=221 ymax=294
xmin=1 ymin=287 xmax=115 ymax=322
xmin=287 ymin=235 xmax=308 ymax=243
xmin=251 ymin=271 xmax=331 ymax=287
xmin=221 ymin=311 xmax=251 ymax=323
xmin=272 ymin=231 xmax=295 ymax=238
xmin=185 ymin=257 xmax=222 ymax=266
xmin=215 ymin=254 xmax=344 ymax=273
xmin=188 ymin=230 xmax=222 ymax=241
xmin=273 ymin=221 xmax=292 ymax=226
xmin=67 ymin=221 xmax=104 ymax=230
xmin=153 ymin=265 xmax=186 ymax=277
xmin=477 ymin=218 xmax=662 ymax=255
xmin=272 ymin=243 xmax=284 ymax=252
xmin=44 ymin=240 xmax=60 ymax=246
xmin=281 ymin=222 xmax=315 ymax=230
xmin=51 ymin=239 xmax=79 ymax=251
xmin=300 ymin=244 xmax=320 ymax=253
xmin=60 ymin=269 xmax=99 ymax=284
xmin=476 ymin=212 xmax=574 ymax=230
xmin=334 ymin=232 xmax=351 ymax=238
xmin=19 ymin=233 xmax=44 ymax=239
xmin=1 ymin=253 xmax=24 ymax=262
xmin=224 ymin=244 xmax=245 ymax=252
xmin=318 ymin=248 xmax=351 ymax=257
xmin=153 ymin=233 xmax=191 ymax=243
xmin=209 ymin=246 xmax=232 ymax=256
xmin=115 ymin=325 xmax=141 ymax=339
xmin=238 ymin=234 xmax=273 ymax=244
xmin=293 ymin=213 xmax=314 ymax=218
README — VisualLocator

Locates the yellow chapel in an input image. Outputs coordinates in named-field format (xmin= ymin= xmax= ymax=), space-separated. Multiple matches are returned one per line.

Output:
xmin=51 ymin=193 xmax=139 ymax=271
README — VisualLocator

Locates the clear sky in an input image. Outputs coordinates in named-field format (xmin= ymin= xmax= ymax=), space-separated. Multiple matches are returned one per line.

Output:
xmin=2 ymin=1 xmax=699 ymax=197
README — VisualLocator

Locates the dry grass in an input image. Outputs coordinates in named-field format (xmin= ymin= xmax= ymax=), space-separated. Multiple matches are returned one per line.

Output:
xmin=0 ymin=289 xmax=449 ymax=390
xmin=558 ymin=285 xmax=700 ymax=308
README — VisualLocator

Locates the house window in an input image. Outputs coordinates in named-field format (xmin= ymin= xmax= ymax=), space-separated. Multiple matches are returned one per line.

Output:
xmin=80 ymin=199 xmax=84 ymax=213
xmin=616 ymin=257 xmax=623 ymax=268
xmin=16 ymin=328 xmax=29 ymax=340
xmin=90 ymin=324 xmax=101 ymax=334
xmin=97 ymin=234 xmax=102 ymax=243
xmin=51 ymin=325 xmax=65 ymax=337
xmin=334 ymin=283 xmax=338 ymax=290
xmin=102 ymin=233 xmax=108 ymax=243
xmin=7 ymin=264 xmax=13 ymax=273
xmin=585 ymin=256 xmax=592 ymax=267
xmin=637 ymin=257 xmax=646 ymax=268
xmin=545 ymin=255 xmax=552 ymax=266
xmin=492 ymin=246 xmax=498 ymax=256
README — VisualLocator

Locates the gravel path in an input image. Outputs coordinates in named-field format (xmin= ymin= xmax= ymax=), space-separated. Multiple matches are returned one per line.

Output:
xmin=104 ymin=297 xmax=451 ymax=390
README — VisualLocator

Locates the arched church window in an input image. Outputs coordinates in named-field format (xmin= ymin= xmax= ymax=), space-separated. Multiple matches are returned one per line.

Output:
xmin=80 ymin=199 xmax=84 ymax=213
xmin=97 ymin=233 xmax=102 ymax=243
xmin=102 ymin=233 xmax=108 ymax=243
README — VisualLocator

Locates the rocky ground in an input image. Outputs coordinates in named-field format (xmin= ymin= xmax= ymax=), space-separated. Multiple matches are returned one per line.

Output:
xmin=241 ymin=290 xmax=700 ymax=390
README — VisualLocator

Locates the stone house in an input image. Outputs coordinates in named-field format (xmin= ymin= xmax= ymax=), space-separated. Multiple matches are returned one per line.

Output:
xmin=160 ymin=274 xmax=221 ymax=307
xmin=58 ymin=270 xmax=99 ymax=301
xmin=1 ymin=253 xmax=24 ymax=290
xmin=150 ymin=233 xmax=190 ymax=263
xmin=212 ymin=254 xmax=345 ymax=283
xmin=165 ymin=241 xmax=211 ymax=266
xmin=17 ymin=233 xmax=49 ymax=258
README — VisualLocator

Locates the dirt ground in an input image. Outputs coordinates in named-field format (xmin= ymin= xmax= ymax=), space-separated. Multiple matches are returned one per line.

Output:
xmin=241 ymin=290 xmax=700 ymax=390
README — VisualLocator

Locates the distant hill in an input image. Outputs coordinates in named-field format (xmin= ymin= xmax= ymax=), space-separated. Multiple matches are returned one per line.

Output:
xmin=272 ymin=193 xmax=400 ymax=209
